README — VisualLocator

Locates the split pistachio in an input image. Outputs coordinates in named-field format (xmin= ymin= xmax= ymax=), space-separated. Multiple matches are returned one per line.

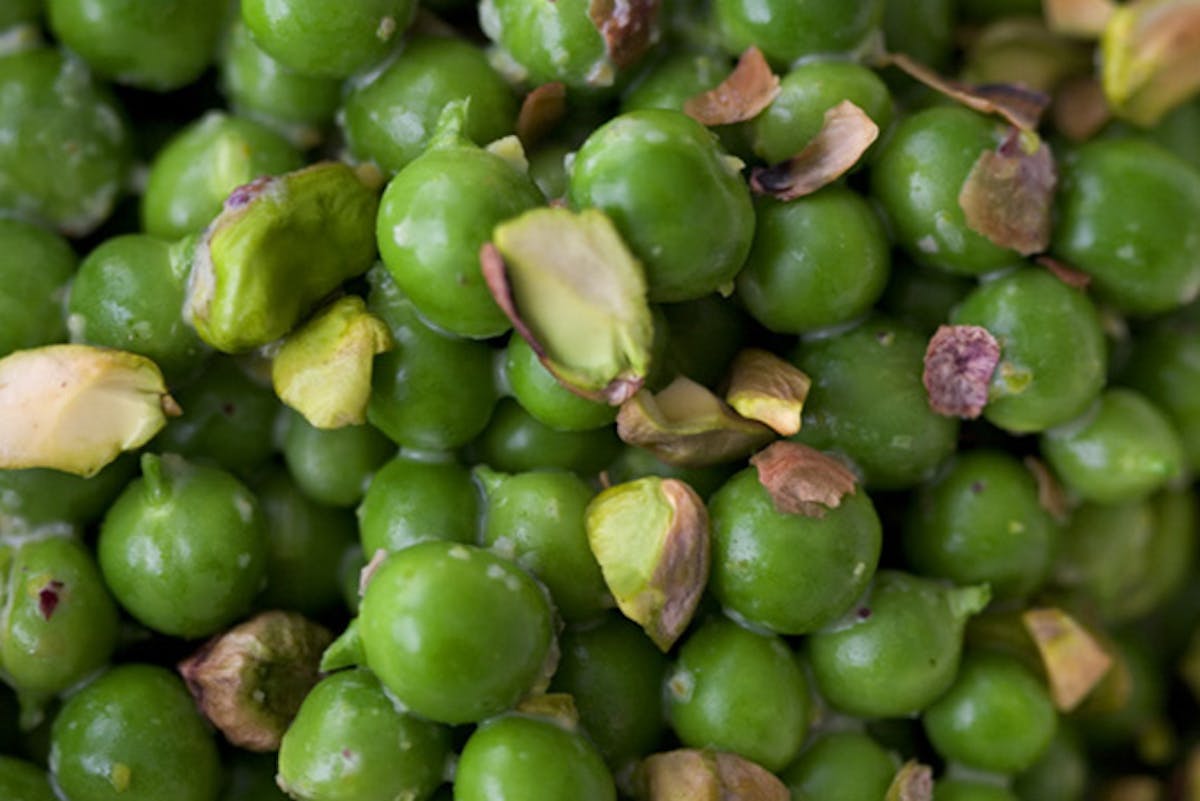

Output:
xmin=270 ymin=296 xmax=394 ymax=430
xmin=1102 ymin=0 xmax=1200 ymax=127
xmin=586 ymin=477 xmax=709 ymax=651
xmin=1054 ymin=75 xmax=1113 ymax=141
xmin=638 ymin=749 xmax=789 ymax=801
xmin=724 ymin=349 xmax=811 ymax=436
xmin=589 ymin=0 xmax=659 ymax=71
xmin=1022 ymin=607 xmax=1114 ymax=711
xmin=616 ymin=376 xmax=775 ymax=467
xmin=516 ymin=82 xmax=567 ymax=147
xmin=923 ymin=324 xmax=1002 ymax=419
xmin=958 ymin=128 xmax=1057 ymax=257
xmin=885 ymin=760 xmax=933 ymax=801
xmin=514 ymin=692 xmax=581 ymax=729
xmin=481 ymin=206 xmax=654 ymax=404
xmin=683 ymin=46 xmax=780 ymax=127
xmin=1037 ymin=255 xmax=1093 ymax=289
xmin=1046 ymin=0 xmax=1117 ymax=37
xmin=750 ymin=440 xmax=858 ymax=519
xmin=0 ymin=345 xmax=178 ymax=477
xmin=749 ymin=100 xmax=879 ymax=201
xmin=178 ymin=610 xmax=332 ymax=751
xmin=185 ymin=161 xmax=381 ymax=353
xmin=1024 ymin=455 xmax=1071 ymax=522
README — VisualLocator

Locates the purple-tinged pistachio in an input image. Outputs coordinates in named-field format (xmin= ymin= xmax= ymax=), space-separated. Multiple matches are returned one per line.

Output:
xmin=1102 ymin=0 xmax=1200 ymax=126
xmin=1022 ymin=607 xmax=1114 ymax=711
xmin=481 ymin=206 xmax=654 ymax=404
xmin=749 ymin=101 xmax=879 ymax=201
xmin=922 ymin=324 xmax=1002 ymax=419
xmin=589 ymin=0 xmax=659 ymax=70
xmin=1054 ymin=75 xmax=1113 ymax=141
xmin=639 ymin=749 xmax=788 ymax=801
xmin=178 ymin=610 xmax=332 ymax=751
xmin=517 ymin=82 xmax=567 ymax=147
xmin=683 ymin=46 xmax=780 ymax=127
xmin=885 ymin=761 xmax=934 ymax=801
xmin=724 ymin=349 xmax=811 ymax=436
xmin=270 ymin=296 xmax=393 ymax=429
xmin=0 ymin=345 xmax=178 ymax=477
xmin=515 ymin=692 xmax=581 ymax=729
xmin=1046 ymin=0 xmax=1117 ymax=36
xmin=749 ymin=440 xmax=857 ymax=519
xmin=958 ymin=128 xmax=1057 ymax=256
xmin=586 ymin=477 xmax=709 ymax=651
xmin=185 ymin=162 xmax=380 ymax=353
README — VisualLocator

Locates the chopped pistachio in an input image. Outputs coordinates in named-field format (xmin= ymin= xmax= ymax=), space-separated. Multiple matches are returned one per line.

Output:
xmin=1053 ymin=75 xmax=1113 ymax=141
xmin=749 ymin=100 xmax=879 ymax=201
xmin=517 ymin=82 xmax=567 ymax=147
xmin=885 ymin=760 xmax=934 ymax=801
xmin=270 ymin=296 xmax=394 ymax=429
xmin=1075 ymin=635 xmax=1134 ymax=715
xmin=963 ymin=17 xmax=1093 ymax=92
xmin=1023 ymin=456 xmax=1071 ymax=522
xmin=683 ymin=46 xmax=780 ymax=126
xmin=1046 ymin=0 xmax=1118 ymax=36
xmin=958 ymin=128 xmax=1057 ymax=257
xmin=0 ymin=345 xmax=177 ymax=477
xmin=178 ymin=611 xmax=332 ymax=751
xmin=724 ymin=349 xmax=811 ymax=436
xmin=922 ymin=324 xmax=1002 ymax=419
xmin=1036 ymin=255 xmax=1094 ymax=289
xmin=586 ymin=477 xmax=709 ymax=651
xmin=589 ymin=0 xmax=659 ymax=71
xmin=485 ymin=134 xmax=530 ymax=174
xmin=749 ymin=440 xmax=857 ymax=518
xmin=481 ymin=207 xmax=654 ymax=404
xmin=1102 ymin=0 xmax=1200 ymax=126
xmin=515 ymin=692 xmax=581 ymax=729
xmin=1022 ymin=607 xmax=1114 ymax=711
xmin=185 ymin=162 xmax=381 ymax=353
xmin=616 ymin=377 xmax=775 ymax=467
xmin=639 ymin=749 xmax=788 ymax=801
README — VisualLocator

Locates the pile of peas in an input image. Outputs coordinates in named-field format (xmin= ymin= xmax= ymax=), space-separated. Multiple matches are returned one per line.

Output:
xmin=3 ymin=0 xmax=1200 ymax=799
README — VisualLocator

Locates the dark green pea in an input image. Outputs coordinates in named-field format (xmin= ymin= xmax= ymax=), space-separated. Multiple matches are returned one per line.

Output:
xmin=737 ymin=188 xmax=890 ymax=334
xmin=49 ymin=664 xmax=221 ymax=801
xmin=358 ymin=541 xmax=555 ymax=724
xmin=604 ymin=445 xmax=737 ymax=501
xmin=1121 ymin=311 xmax=1200 ymax=471
xmin=46 ymin=0 xmax=221 ymax=90
xmin=357 ymin=454 xmax=478 ymax=556
xmin=375 ymin=109 xmax=541 ymax=338
xmin=0 ymin=686 xmax=19 ymax=758
xmin=0 ymin=756 xmax=55 ymax=801
xmin=621 ymin=51 xmax=729 ymax=113
xmin=568 ymin=109 xmax=755 ymax=303
xmin=0 ymin=455 xmax=135 ymax=527
xmin=455 ymin=715 xmax=616 ymax=801
xmin=665 ymin=616 xmax=809 ymax=772
xmin=712 ymin=0 xmax=883 ymax=67
xmin=338 ymin=544 xmax=365 ymax=615
xmin=923 ymin=650 xmax=1058 ymax=774
xmin=141 ymin=112 xmax=303 ymax=239
xmin=482 ymin=0 xmax=627 ymax=91
xmin=366 ymin=267 xmax=499 ymax=449
xmin=659 ymin=294 xmax=748 ymax=389
xmin=255 ymin=469 xmax=358 ymax=616
xmin=343 ymin=37 xmax=516 ymax=174
xmin=66 ymin=233 xmax=207 ymax=379
xmin=477 ymin=467 xmax=611 ymax=623
xmin=792 ymin=315 xmax=959 ymax=489
xmin=878 ymin=260 xmax=974 ymax=334
xmin=276 ymin=669 xmax=450 ymax=801
xmin=154 ymin=356 xmax=281 ymax=475
xmin=218 ymin=22 xmax=343 ymax=148
xmin=1139 ymin=97 xmax=1200 ymax=171
xmin=781 ymin=731 xmax=898 ymax=801
xmin=0 ymin=48 xmax=131 ymax=237
xmin=749 ymin=60 xmax=893 ymax=165
xmin=708 ymin=465 xmax=882 ymax=635
xmin=221 ymin=751 xmax=290 ymax=801
xmin=98 ymin=453 xmax=268 ymax=639
xmin=504 ymin=334 xmax=617 ymax=432
xmin=240 ymin=0 xmax=416 ymax=79
xmin=872 ymin=106 xmax=1019 ymax=276
xmin=903 ymin=450 xmax=1056 ymax=599
xmin=0 ymin=0 xmax=41 ymax=29
xmin=528 ymin=141 xmax=572 ymax=201
xmin=0 ymin=219 xmax=74 ymax=358
xmin=806 ymin=571 xmax=991 ymax=718
xmin=470 ymin=398 xmax=622 ymax=476
xmin=1072 ymin=635 xmax=1164 ymax=751
xmin=549 ymin=614 xmax=667 ymax=766
xmin=934 ymin=780 xmax=1019 ymax=801
xmin=882 ymin=0 xmax=954 ymax=69
xmin=951 ymin=267 xmax=1107 ymax=433
xmin=280 ymin=412 xmax=395 ymax=508
xmin=1041 ymin=388 xmax=1184 ymax=504
xmin=1053 ymin=138 xmax=1200 ymax=315
xmin=1013 ymin=725 xmax=1088 ymax=801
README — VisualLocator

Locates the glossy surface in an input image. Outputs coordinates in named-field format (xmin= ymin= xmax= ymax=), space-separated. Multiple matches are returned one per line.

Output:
xmin=357 ymin=455 xmax=479 ymax=555
xmin=0 ymin=219 xmax=75 ymax=359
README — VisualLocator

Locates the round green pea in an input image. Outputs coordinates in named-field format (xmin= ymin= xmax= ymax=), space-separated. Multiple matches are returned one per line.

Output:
xmin=1121 ymin=310 xmax=1200 ymax=472
xmin=1013 ymin=726 xmax=1088 ymax=801
xmin=0 ymin=756 xmax=55 ymax=801
xmin=781 ymin=731 xmax=898 ymax=801
xmin=357 ymin=454 xmax=479 ymax=556
xmin=505 ymin=333 xmax=618 ymax=432
xmin=659 ymin=294 xmax=749 ymax=389
xmin=622 ymin=52 xmax=730 ymax=114
xmin=0 ymin=219 xmax=74 ymax=358
xmin=879 ymin=260 xmax=974 ymax=334
xmin=713 ymin=0 xmax=884 ymax=67
xmin=0 ymin=0 xmax=41 ymax=29
xmin=882 ymin=0 xmax=954 ymax=69
xmin=603 ymin=445 xmax=737 ymax=501
xmin=281 ymin=412 xmax=395 ymax=508
xmin=482 ymin=0 xmax=618 ymax=91
xmin=0 ymin=456 xmax=136 ymax=527
xmin=470 ymin=398 xmax=623 ymax=476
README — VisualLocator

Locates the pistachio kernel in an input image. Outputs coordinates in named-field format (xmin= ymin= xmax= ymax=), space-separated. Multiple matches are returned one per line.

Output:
xmin=683 ymin=46 xmax=780 ymax=127
xmin=1046 ymin=0 xmax=1117 ymax=37
xmin=922 ymin=324 xmax=1002 ymax=419
xmin=1102 ymin=0 xmax=1200 ymax=126
xmin=516 ymin=82 xmax=567 ymax=147
xmin=750 ymin=440 xmax=858 ymax=519
xmin=514 ymin=692 xmax=581 ymax=730
xmin=589 ymin=0 xmax=660 ymax=71
xmin=1022 ymin=607 xmax=1114 ymax=711
xmin=724 ymin=348 xmax=812 ymax=436
xmin=958 ymin=128 xmax=1057 ymax=257
xmin=639 ymin=749 xmax=789 ymax=801
xmin=885 ymin=760 xmax=934 ymax=801
xmin=750 ymin=100 xmax=879 ymax=201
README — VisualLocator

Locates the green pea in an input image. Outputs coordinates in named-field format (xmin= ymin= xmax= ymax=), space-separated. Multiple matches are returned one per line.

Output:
xmin=1013 ymin=726 xmax=1088 ymax=801
xmin=528 ymin=141 xmax=572 ymax=201
xmin=141 ymin=112 xmax=303 ymax=239
xmin=49 ymin=665 xmax=221 ymax=801
xmin=878 ymin=260 xmax=974 ymax=334
xmin=736 ymin=188 xmax=890 ymax=334
xmin=1053 ymin=138 xmax=1200 ymax=315
xmin=504 ymin=334 xmax=617 ymax=432
xmin=708 ymin=465 xmax=882 ymax=635
xmin=0 ymin=456 xmax=136 ymax=527
xmin=98 ymin=453 xmax=268 ymax=639
xmin=549 ymin=614 xmax=667 ymax=766
xmin=712 ymin=0 xmax=884 ymax=68
xmin=658 ymin=294 xmax=749 ymax=390
xmin=338 ymin=544 xmax=365 ymax=616
xmin=477 ymin=467 xmax=611 ymax=623
xmin=66 ymin=234 xmax=207 ymax=380
xmin=792 ymin=315 xmax=960 ymax=489
xmin=357 ymin=454 xmax=479 ymax=556
xmin=806 ymin=570 xmax=990 ymax=719
xmin=903 ymin=450 xmax=1057 ymax=599
xmin=0 ymin=219 xmax=74 ymax=359
xmin=482 ymin=0 xmax=624 ymax=91
xmin=1134 ymin=96 xmax=1200 ymax=171
xmin=0 ymin=48 xmax=131 ymax=236
xmin=470 ymin=398 xmax=623 ymax=477
xmin=951 ymin=267 xmax=1107 ymax=433
xmin=343 ymin=37 xmax=516 ymax=174
xmin=1072 ymin=635 xmax=1165 ymax=751
xmin=277 ymin=669 xmax=450 ymax=801
xmin=0 ymin=756 xmax=55 ymax=801
xmin=882 ymin=0 xmax=954 ymax=69
xmin=568 ymin=109 xmax=755 ymax=303
xmin=603 ymin=445 xmax=737 ymax=501
xmin=665 ymin=616 xmax=810 ymax=772
xmin=280 ymin=412 xmax=395 ymax=508
xmin=622 ymin=51 xmax=729 ymax=114
xmin=454 ymin=715 xmax=616 ymax=801
xmin=240 ymin=0 xmax=416 ymax=79
xmin=1121 ymin=310 xmax=1200 ymax=472
xmin=0 ymin=0 xmax=41 ymax=29
xmin=781 ymin=731 xmax=899 ymax=801
xmin=934 ymin=780 xmax=1020 ymax=801
xmin=358 ymin=541 xmax=555 ymax=724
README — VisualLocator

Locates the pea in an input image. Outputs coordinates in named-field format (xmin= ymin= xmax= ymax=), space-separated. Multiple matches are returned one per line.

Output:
xmin=879 ymin=260 xmax=974 ymax=334
xmin=0 ymin=218 xmax=74 ymax=359
xmin=781 ymin=731 xmax=899 ymax=801
xmin=504 ymin=333 xmax=618 ymax=432
xmin=622 ymin=51 xmax=729 ymax=114
xmin=604 ymin=445 xmax=738 ymax=501
xmin=469 ymin=398 xmax=623 ymax=476
xmin=0 ymin=756 xmax=55 ymax=801
xmin=482 ymin=0 xmax=626 ymax=91
xmin=1013 ymin=726 xmax=1089 ymax=801
xmin=280 ymin=412 xmax=396 ymax=508
xmin=1121 ymin=309 xmax=1200 ymax=472
xmin=883 ymin=0 xmax=954 ymax=69
xmin=0 ymin=456 xmax=136 ymax=528
xmin=357 ymin=454 xmax=479 ymax=556
xmin=658 ymin=293 xmax=749 ymax=390
xmin=712 ymin=0 xmax=884 ymax=68
xmin=0 ymin=0 xmax=41 ymax=29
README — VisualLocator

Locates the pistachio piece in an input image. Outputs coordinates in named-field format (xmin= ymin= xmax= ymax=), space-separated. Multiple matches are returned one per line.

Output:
xmin=958 ymin=128 xmax=1057 ymax=257
xmin=270 ymin=296 xmax=394 ymax=429
xmin=639 ymin=749 xmax=788 ymax=801
xmin=514 ymin=692 xmax=580 ymax=729
xmin=922 ymin=324 xmax=1002 ymax=419
xmin=185 ymin=161 xmax=381 ymax=353
xmin=885 ymin=760 xmax=934 ymax=801
xmin=1023 ymin=455 xmax=1071 ymax=522
xmin=749 ymin=440 xmax=857 ymax=518
xmin=1102 ymin=0 xmax=1200 ymax=126
xmin=589 ymin=0 xmax=659 ymax=70
xmin=616 ymin=377 xmax=775 ymax=467
xmin=963 ymin=17 xmax=1093 ymax=92
xmin=586 ymin=477 xmax=709 ymax=651
xmin=724 ymin=349 xmax=811 ymax=436
xmin=1053 ymin=75 xmax=1113 ymax=141
xmin=683 ymin=46 xmax=780 ymax=126
xmin=481 ymin=207 xmax=654 ymax=404
xmin=1022 ymin=607 xmax=1114 ymax=711
xmin=178 ymin=610 xmax=332 ymax=751
xmin=1074 ymin=632 xmax=1134 ymax=716
xmin=517 ymin=82 xmax=567 ymax=147
xmin=1046 ymin=0 xmax=1118 ymax=36
xmin=1036 ymin=255 xmax=1093 ymax=289
xmin=0 ymin=345 xmax=177 ymax=477
xmin=749 ymin=100 xmax=879 ymax=201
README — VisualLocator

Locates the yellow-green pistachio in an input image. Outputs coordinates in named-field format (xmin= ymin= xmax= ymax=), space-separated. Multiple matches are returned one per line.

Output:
xmin=963 ymin=17 xmax=1093 ymax=92
xmin=885 ymin=760 xmax=933 ymax=801
xmin=638 ymin=749 xmax=789 ymax=801
xmin=1023 ymin=607 xmax=1114 ymax=711
xmin=1103 ymin=0 xmax=1200 ymax=126
xmin=724 ymin=348 xmax=811 ymax=436
xmin=514 ymin=692 xmax=581 ymax=730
